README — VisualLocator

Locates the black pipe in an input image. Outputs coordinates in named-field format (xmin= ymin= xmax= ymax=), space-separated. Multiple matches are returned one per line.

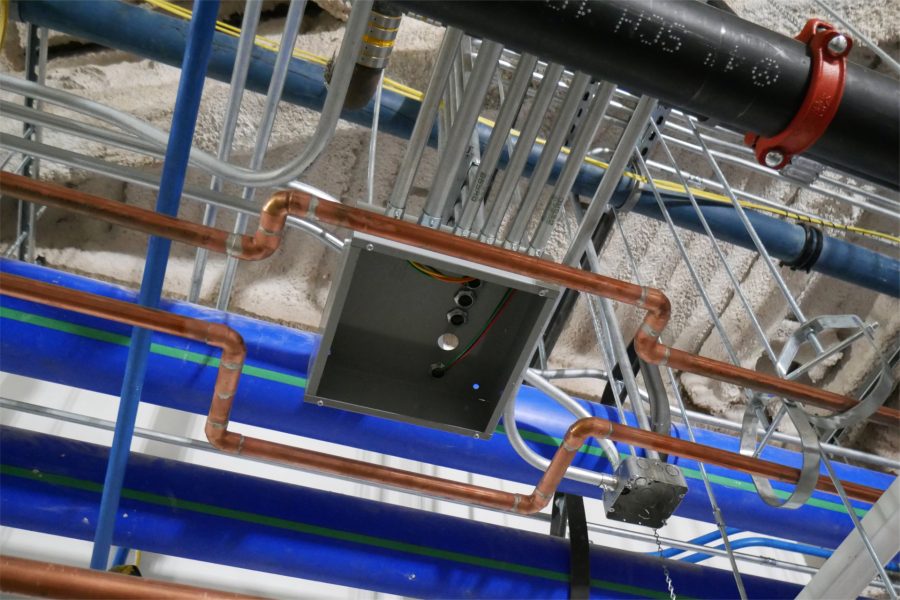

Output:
xmin=392 ymin=0 xmax=899 ymax=190
xmin=341 ymin=2 xmax=402 ymax=110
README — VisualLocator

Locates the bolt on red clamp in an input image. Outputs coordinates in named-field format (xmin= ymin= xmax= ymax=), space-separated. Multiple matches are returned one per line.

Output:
xmin=745 ymin=19 xmax=852 ymax=170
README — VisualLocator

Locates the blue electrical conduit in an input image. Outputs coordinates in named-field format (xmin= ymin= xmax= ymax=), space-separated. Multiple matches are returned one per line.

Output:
xmin=87 ymin=0 xmax=219 ymax=570
xmin=110 ymin=546 xmax=130 ymax=568
xmin=0 ymin=426 xmax=804 ymax=599
xmin=0 ymin=259 xmax=892 ymax=551
xmin=11 ymin=0 xmax=900 ymax=297
xmin=657 ymin=528 xmax=741 ymax=559
xmin=653 ymin=527 xmax=900 ymax=571
xmin=677 ymin=537 xmax=900 ymax=573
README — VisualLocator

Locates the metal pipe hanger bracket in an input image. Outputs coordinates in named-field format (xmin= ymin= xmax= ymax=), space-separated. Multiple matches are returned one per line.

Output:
xmin=745 ymin=19 xmax=852 ymax=170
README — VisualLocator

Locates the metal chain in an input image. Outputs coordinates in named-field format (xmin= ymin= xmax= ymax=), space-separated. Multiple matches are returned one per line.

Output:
xmin=654 ymin=528 xmax=677 ymax=600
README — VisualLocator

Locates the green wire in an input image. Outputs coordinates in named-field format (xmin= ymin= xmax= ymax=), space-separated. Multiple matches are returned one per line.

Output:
xmin=447 ymin=289 xmax=514 ymax=368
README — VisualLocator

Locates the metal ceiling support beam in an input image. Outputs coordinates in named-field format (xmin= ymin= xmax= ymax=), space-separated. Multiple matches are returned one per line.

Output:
xmin=798 ymin=476 xmax=900 ymax=599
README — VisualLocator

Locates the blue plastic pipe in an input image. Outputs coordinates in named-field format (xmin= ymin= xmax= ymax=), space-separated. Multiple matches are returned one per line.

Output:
xmin=0 ymin=260 xmax=891 ymax=550
xmin=623 ymin=197 xmax=900 ymax=298
xmin=87 ymin=0 xmax=219 ymax=570
xmin=680 ymin=537 xmax=900 ymax=572
xmin=12 ymin=0 xmax=900 ymax=297
xmin=0 ymin=426 xmax=804 ymax=599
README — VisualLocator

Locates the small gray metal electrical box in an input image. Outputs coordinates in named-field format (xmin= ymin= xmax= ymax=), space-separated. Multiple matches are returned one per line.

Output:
xmin=603 ymin=456 xmax=688 ymax=529
xmin=305 ymin=232 xmax=560 ymax=438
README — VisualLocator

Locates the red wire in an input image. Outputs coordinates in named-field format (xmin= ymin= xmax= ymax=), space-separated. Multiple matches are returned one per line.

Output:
xmin=448 ymin=290 xmax=516 ymax=367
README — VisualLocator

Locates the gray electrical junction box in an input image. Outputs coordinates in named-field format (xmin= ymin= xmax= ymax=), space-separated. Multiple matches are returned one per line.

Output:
xmin=603 ymin=456 xmax=688 ymax=529
xmin=305 ymin=232 xmax=560 ymax=438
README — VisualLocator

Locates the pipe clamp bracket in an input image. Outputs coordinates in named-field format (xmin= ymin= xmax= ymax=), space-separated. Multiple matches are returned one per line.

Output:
xmin=744 ymin=19 xmax=852 ymax=170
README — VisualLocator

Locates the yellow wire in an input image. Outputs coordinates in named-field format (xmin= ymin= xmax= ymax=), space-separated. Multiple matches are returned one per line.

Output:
xmin=408 ymin=260 xmax=437 ymax=278
xmin=0 ymin=0 xmax=8 ymax=50
xmin=409 ymin=261 xmax=472 ymax=283
xmin=145 ymin=0 xmax=899 ymax=246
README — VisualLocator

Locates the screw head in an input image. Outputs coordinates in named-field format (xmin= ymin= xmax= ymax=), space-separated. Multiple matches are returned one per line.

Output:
xmin=538 ymin=289 xmax=548 ymax=297
xmin=474 ymin=433 xmax=480 ymax=439
xmin=827 ymin=34 xmax=848 ymax=56
xmin=316 ymin=400 xmax=324 ymax=407
xmin=365 ymin=243 xmax=374 ymax=251
xmin=764 ymin=150 xmax=784 ymax=168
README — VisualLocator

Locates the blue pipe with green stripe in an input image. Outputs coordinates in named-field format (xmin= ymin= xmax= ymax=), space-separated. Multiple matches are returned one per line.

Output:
xmin=0 ymin=426 xmax=804 ymax=598
xmin=0 ymin=259 xmax=891 ymax=550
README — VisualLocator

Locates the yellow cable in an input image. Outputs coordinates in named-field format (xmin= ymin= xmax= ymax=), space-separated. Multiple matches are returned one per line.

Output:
xmin=409 ymin=261 xmax=474 ymax=283
xmin=0 ymin=0 xmax=8 ymax=49
xmin=145 ymin=0 xmax=899 ymax=246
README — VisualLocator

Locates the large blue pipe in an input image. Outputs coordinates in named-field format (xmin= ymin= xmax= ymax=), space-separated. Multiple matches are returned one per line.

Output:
xmin=0 ymin=259 xmax=891 ymax=550
xmin=88 ymin=0 xmax=219 ymax=570
xmin=12 ymin=0 xmax=900 ymax=297
xmin=0 ymin=426 xmax=805 ymax=599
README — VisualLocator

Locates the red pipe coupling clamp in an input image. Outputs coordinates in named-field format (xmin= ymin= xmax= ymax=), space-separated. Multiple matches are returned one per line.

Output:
xmin=745 ymin=19 xmax=852 ymax=170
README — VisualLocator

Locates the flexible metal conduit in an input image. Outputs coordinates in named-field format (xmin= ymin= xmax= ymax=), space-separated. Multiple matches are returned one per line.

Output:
xmin=5 ymin=173 xmax=891 ymax=427
xmin=0 ymin=272 xmax=883 ymax=509
xmin=0 ymin=555 xmax=261 ymax=600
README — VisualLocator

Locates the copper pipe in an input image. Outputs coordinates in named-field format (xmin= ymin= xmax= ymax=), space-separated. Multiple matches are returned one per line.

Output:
xmin=0 ymin=555 xmax=263 ymax=599
xmin=1 ymin=273 xmax=882 ymax=511
xmin=0 ymin=172 xmax=284 ymax=261
xmin=3 ymin=171 xmax=894 ymax=425
xmin=260 ymin=190 xmax=898 ymax=427
xmin=0 ymin=272 xmax=516 ymax=512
